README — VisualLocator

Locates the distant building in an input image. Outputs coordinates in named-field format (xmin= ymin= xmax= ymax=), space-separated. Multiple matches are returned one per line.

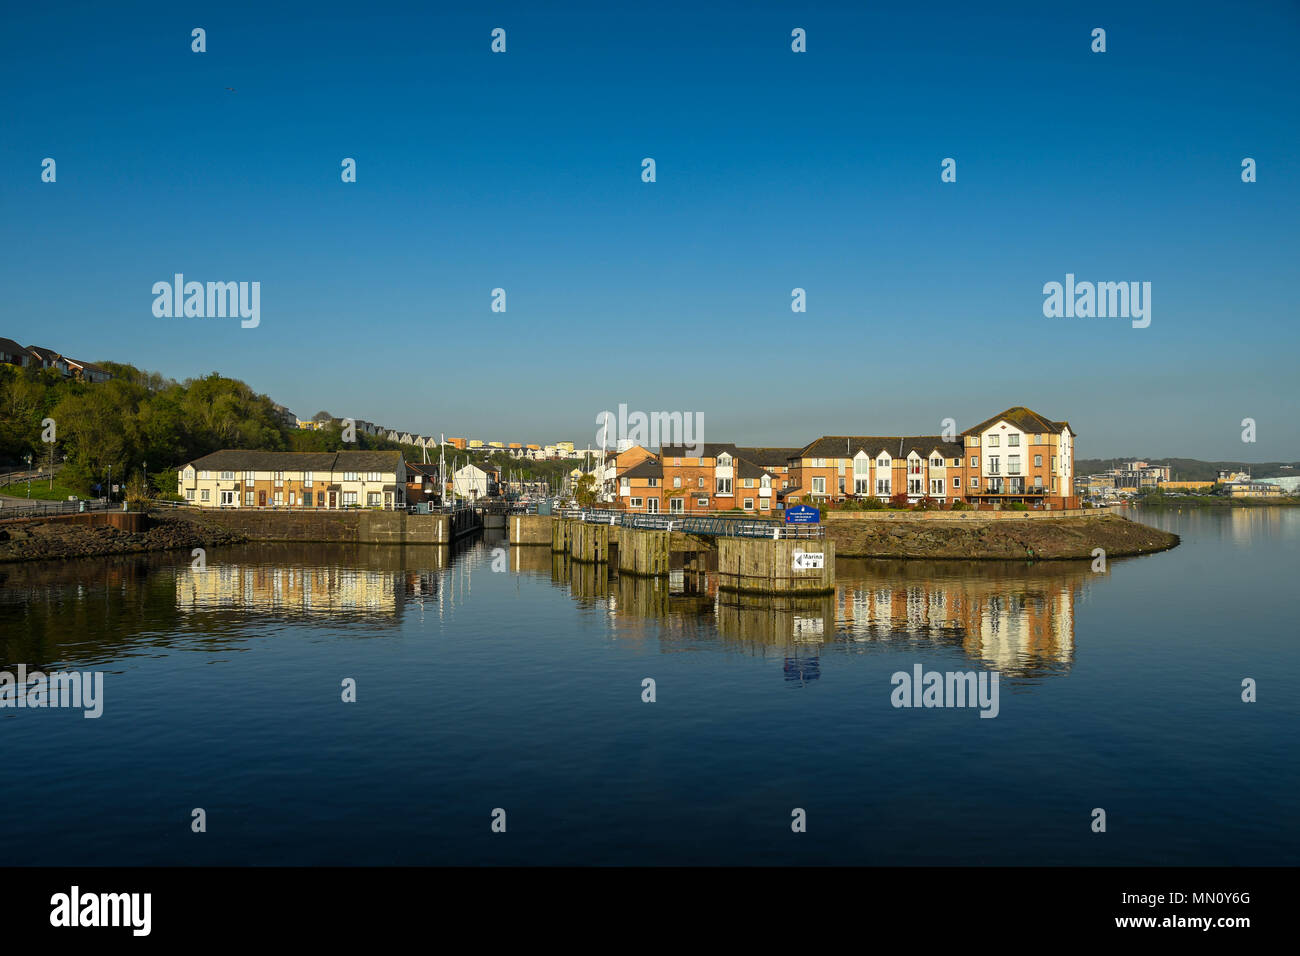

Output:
xmin=1257 ymin=476 xmax=1300 ymax=493
xmin=451 ymin=463 xmax=490 ymax=500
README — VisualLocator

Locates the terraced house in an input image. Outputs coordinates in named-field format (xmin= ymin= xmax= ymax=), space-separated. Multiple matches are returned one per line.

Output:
xmin=613 ymin=407 xmax=1077 ymax=514
xmin=178 ymin=450 xmax=406 ymax=509
xmin=784 ymin=407 xmax=1076 ymax=509
xmin=618 ymin=444 xmax=801 ymax=515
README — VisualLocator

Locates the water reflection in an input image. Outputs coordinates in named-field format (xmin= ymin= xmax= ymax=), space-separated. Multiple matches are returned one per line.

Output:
xmin=547 ymin=554 xmax=1089 ymax=678
xmin=3 ymin=536 xmax=1090 ymax=680
xmin=0 ymin=539 xmax=483 ymax=668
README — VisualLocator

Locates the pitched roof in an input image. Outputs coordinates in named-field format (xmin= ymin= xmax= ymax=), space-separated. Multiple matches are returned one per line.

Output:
xmin=961 ymin=406 xmax=1074 ymax=437
xmin=621 ymin=459 xmax=664 ymax=479
xmin=734 ymin=457 xmax=776 ymax=480
xmin=734 ymin=446 xmax=801 ymax=467
xmin=657 ymin=443 xmax=738 ymax=459
xmin=0 ymin=337 xmax=26 ymax=356
xmin=183 ymin=450 xmax=405 ymax=472
xmin=795 ymin=436 xmax=964 ymax=459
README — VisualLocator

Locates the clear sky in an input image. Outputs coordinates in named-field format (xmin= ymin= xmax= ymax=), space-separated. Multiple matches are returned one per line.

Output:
xmin=3 ymin=1 xmax=1297 ymax=459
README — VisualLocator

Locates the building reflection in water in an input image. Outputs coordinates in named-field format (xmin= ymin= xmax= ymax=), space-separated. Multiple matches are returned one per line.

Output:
xmin=549 ymin=552 xmax=1091 ymax=679
xmin=171 ymin=540 xmax=492 ymax=629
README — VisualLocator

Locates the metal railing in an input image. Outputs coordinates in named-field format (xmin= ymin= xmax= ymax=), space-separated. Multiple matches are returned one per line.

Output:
xmin=568 ymin=508 xmax=825 ymax=539
xmin=0 ymin=498 xmax=116 ymax=520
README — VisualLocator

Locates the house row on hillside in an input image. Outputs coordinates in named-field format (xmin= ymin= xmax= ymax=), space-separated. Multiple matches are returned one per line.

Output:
xmin=0 ymin=337 xmax=113 ymax=382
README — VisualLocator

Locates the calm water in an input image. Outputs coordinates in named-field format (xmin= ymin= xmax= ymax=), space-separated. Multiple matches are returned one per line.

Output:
xmin=1 ymin=506 xmax=1296 ymax=865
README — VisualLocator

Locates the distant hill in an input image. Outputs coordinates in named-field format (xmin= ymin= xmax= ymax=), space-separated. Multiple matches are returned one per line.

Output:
xmin=1077 ymin=458 xmax=1300 ymax=481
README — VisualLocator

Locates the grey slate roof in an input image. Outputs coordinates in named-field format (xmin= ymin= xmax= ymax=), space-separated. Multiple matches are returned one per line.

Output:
xmin=795 ymin=436 xmax=964 ymax=460
xmin=183 ymin=450 xmax=405 ymax=472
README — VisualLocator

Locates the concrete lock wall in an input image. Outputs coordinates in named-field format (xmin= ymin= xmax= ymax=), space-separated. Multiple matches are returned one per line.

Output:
xmin=616 ymin=527 xmax=671 ymax=577
xmin=717 ymin=537 xmax=835 ymax=595
xmin=181 ymin=508 xmax=478 ymax=545
xmin=509 ymin=515 xmax=552 ymax=546
xmin=569 ymin=520 xmax=615 ymax=563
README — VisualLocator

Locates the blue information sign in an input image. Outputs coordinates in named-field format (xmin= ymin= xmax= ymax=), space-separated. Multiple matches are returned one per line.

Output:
xmin=785 ymin=505 xmax=820 ymax=524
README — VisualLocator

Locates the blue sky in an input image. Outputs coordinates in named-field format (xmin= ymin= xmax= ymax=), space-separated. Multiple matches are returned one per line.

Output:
xmin=3 ymin=1 xmax=1297 ymax=459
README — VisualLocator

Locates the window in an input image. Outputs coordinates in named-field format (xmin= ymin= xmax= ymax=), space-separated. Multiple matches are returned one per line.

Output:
xmin=697 ymin=476 xmax=705 ymax=488
xmin=316 ymin=492 xmax=325 ymax=506
xmin=743 ymin=498 xmax=754 ymax=510
xmin=647 ymin=477 xmax=659 ymax=487
xmin=185 ymin=489 xmax=194 ymax=501
xmin=1034 ymin=455 xmax=1042 ymax=467
xmin=952 ymin=458 xmax=961 ymax=467
xmin=274 ymin=492 xmax=283 ymax=505
xmin=716 ymin=478 xmax=732 ymax=495
xmin=930 ymin=479 xmax=944 ymax=495
xmin=289 ymin=492 xmax=296 ymax=506
xmin=812 ymin=457 xmax=826 ymax=468
xmin=970 ymin=457 xmax=978 ymax=468
xmin=744 ymin=478 xmax=754 ymax=488
xmin=930 ymin=457 xmax=942 ymax=468
xmin=245 ymin=491 xmax=254 ymax=506
xmin=367 ymin=492 xmax=381 ymax=507
xmin=696 ymin=497 xmax=709 ymax=507
xmin=670 ymin=497 xmax=684 ymax=513
xmin=646 ymin=498 xmax=659 ymax=514
xmin=1051 ymin=456 xmax=1057 ymax=470
xmin=988 ymin=435 xmax=999 ymax=447
xmin=673 ymin=476 xmax=681 ymax=488
xmin=367 ymin=472 xmax=381 ymax=482
xmin=878 ymin=458 xmax=888 ymax=469
xmin=854 ymin=457 xmax=868 ymax=475
xmin=220 ymin=471 xmax=234 ymax=480
xmin=812 ymin=477 xmax=826 ymax=494
xmin=760 ymin=499 xmax=770 ymax=510
xmin=1035 ymin=434 xmax=1042 ymax=444
xmin=630 ymin=497 xmax=643 ymax=508
xmin=274 ymin=472 xmax=284 ymax=486
xmin=200 ymin=470 xmax=210 ymax=480
xmin=344 ymin=471 xmax=358 ymax=481
xmin=1052 ymin=477 xmax=1058 ymax=491
xmin=970 ymin=477 xmax=978 ymax=488
xmin=342 ymin=492 xmax=358 ymax=507
xmin=1034 ymin=476 xmax=1044 ymax=489
xmin=875 ymin=478 xmax=890 ymax=495
xmin=1008 ymin=455 xmax=1020 ymax=475
xmin=245 ymin=475 xmax=255 ymax=487
xmin=908 ymin=479 xmax=923 ymax=494
xmin=1008 ymin=434 xmax=1020 ymax=447
xmin=200 ymin=489 xmax=210 ymax=502
xmin=304 ymin=471 xmax=313 ymax=485
xmin=854 ymin=479 xmax=869 ymax=494
xmin=988 ymin=456 xmax=1000 ymax=474
xmin=952 ymin=477 xmax=960 ymax=488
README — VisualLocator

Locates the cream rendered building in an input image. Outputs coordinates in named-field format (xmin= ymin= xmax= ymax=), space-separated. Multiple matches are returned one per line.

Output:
xmin=178 ymin=450 xmax=406 ymax=509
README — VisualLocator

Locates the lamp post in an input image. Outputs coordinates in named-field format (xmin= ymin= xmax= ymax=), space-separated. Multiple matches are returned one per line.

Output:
xmin=25 ymin=454 xmax=32 ymax=498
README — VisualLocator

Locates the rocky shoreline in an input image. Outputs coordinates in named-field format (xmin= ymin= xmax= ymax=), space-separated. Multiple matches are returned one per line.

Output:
xmin=0 ymin=512 xmax=247 ymax=563
xmin=825 ymin=513 xmax=1179 ymax=560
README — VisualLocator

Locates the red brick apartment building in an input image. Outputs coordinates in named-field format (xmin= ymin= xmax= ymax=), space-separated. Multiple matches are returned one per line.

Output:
xmin=612 ymin=407 xmax=1077 ymax=514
